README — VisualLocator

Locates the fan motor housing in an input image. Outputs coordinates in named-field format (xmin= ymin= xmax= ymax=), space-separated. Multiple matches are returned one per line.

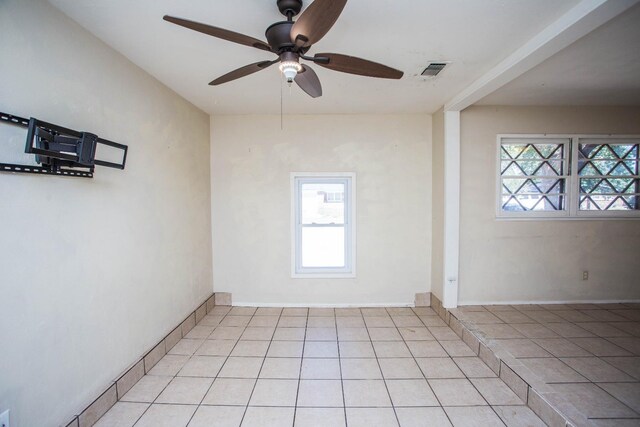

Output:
xmin=277 ymin=0 xmax=303 ymax=17
xmin=266 ymin=21 xmax=301 ymax=53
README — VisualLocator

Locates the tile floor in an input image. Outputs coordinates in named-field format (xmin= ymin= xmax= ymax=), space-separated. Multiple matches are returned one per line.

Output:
xmin=94 ymin=306 xmax=545 ymax=426
xmin=452 ymin=303 xmax=640 ymax=427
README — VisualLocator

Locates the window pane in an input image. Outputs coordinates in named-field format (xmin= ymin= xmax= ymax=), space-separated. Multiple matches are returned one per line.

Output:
xmin=301 ymin=182 xmax=345 ymax=225
xmin=301 ymin=226 xmax=345 ymax=268
xmin=578 ymin=141 xmax=639 ymax=212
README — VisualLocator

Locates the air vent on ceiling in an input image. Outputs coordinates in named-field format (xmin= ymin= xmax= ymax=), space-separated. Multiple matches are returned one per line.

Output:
xmin=421 ymin=62 xmax=448 ymax=77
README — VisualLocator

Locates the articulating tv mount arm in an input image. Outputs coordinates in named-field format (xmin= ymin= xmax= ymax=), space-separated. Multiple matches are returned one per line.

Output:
xmin=0 ymin=111 xmax=128 ymax=178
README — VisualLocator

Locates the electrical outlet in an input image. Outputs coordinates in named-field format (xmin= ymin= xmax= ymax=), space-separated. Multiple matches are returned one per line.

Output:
xmin=583 ymin=271 xmax=589 ymax=281
xmin=0 ymin=409 xmax=9 ymax=427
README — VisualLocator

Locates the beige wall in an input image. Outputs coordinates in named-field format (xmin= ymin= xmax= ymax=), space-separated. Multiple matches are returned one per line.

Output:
xmin=431 ymin=109 xmax=445 ymax=301
xmin=211 ymin=114 xmax=432 ymax=305
xmin=0 ymin=1 xmax=212 ymax=425
xmin=459 ymin=105 xmax=640 ymax=304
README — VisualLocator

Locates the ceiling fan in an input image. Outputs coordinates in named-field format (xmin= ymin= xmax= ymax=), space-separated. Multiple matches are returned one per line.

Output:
xmin=163 ymin=0 xmax=404 ymax=98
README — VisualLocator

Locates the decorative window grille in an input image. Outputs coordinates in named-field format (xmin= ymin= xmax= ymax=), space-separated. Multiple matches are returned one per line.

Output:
xmin=497 ymin=135 xmax=640 ymax=218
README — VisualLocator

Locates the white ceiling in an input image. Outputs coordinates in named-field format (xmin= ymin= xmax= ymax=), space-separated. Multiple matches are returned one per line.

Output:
xmin=49 ymin=0 xmax=580 ymax=115
xmin=479 ymin=3 xmax=640 ymax=106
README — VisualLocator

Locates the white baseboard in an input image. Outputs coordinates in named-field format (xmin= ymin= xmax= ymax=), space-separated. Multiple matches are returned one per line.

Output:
xmin=233 ymin=302 xmax=415 ymax=308
xmin=458 ymin=298 xmax=640 ymax=306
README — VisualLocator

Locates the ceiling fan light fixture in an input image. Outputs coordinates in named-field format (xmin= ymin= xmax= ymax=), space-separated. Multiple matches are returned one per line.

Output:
xmin=279 ymin=61 xmax=303 ymax=83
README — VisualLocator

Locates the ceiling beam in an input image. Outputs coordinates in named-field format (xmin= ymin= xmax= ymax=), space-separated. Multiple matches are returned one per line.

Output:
xmin=444 ymin=0 xmax=640 ymax=112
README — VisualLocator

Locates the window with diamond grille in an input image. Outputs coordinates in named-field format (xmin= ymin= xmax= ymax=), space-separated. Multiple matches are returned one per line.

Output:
xmin=497 ymin=135 xmax=640 ymax=218
xmin=577 ymin=139 xmax=639 ymax=212
xmin=499 ymin=138 xmax=569 ymax=213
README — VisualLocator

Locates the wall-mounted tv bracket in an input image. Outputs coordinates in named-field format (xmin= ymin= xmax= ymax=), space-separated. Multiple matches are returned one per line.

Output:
xmin=0 ymin=111 xmax=128 ymax=178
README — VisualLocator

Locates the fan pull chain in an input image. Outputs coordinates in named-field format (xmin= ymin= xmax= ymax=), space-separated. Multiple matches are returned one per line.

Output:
xmin=280 ymin=74 xmax=284 ymax=130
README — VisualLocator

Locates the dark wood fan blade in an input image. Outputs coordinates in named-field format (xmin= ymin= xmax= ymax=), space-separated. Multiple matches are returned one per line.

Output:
xmin=314 ymin=53 xmax=403 ymax=79
xmin=164 ymin=15 xmax=272 ymax=52
xmin=209 ymin=60 xmax=278 ymax=86
xmin=295 ymin=65 xmax=323 ymax=98
xmin=290 ymin=0 xmax=347 ymax=48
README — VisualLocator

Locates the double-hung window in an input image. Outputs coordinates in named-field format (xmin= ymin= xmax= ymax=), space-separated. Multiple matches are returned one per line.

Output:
xmin=497 ymin=135 xmax=640 ymax=218
xmin=292 ymin=173 xmax=356 ymax=277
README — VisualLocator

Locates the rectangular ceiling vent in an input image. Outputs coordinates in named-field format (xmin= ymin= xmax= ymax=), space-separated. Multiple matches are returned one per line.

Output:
xmin=422 ymin=62 xmax=448 ymax=77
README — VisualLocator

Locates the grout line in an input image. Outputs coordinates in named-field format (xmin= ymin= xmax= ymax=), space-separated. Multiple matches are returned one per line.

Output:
xmin=292 ymin=308 xmax=310 ymax=426
xmin=334 ymin=308 xmax=349 ymax=427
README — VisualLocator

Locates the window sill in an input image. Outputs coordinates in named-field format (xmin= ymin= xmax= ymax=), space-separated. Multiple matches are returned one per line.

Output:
xmin=292 ymin=272 xmax=356 ymax=279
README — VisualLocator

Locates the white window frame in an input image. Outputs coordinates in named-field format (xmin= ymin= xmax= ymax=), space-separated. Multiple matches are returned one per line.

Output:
xmin=291 ymin=172 xmax=356 ymax=278
xmin=496 ymin=134 xmax=640 ymax=220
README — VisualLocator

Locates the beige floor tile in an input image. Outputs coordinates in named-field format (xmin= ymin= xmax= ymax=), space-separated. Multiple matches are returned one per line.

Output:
xmin=395 ymin=407 xmax=452 ymax=427
xmin=560 ymin=357 xmax=635 ymax=382
xmin=544 ymin=322 xmax=594 ymax=338
xmin=185 ymin=325 xmax=215 ymax=339
xmin=120 ymin=375 xmax=172 ymax=403
xmin=240 ymin=327 xmax=275 ymax=340
xmin=343 ymin=380 xmax=392 ymax=407
xmin=296 ymin=379 xmax=344 ymax=407
xmin=598 ymin=382 xmax=640 ymax=413
xmin=260 ymin=357 xmax=302 ymax=379
xmin=249 ymin=316 xmax=279 ymax=327
xmin=576 ymin=322 xmax=631 ymax=338
xmin=611 ymin=322 xmax=640 ymax=337
xmin=335 ymin=308 xmax=362 ymax=317
xmin=188 ymin=406 xmax=245 ymax=427
xmin=429 ymin=379 xmax=487 ymax=406
xmin=365 ymin=316 xmax=396 ymax=327
xmin=609 ymin=337 xmax=640 ymax=355
xmin=294 ymin=407 xmax=346 ymax=427
xmin=551 ymin=309 xmax=597 ymax=323
xmin=210 ymin=326 xmax=245 ymax=340
xmin=399 ymin=327 xmax=435 ymax=341
xmin=278 ymin=316 xmax=307 ymax=327
xmin=429 ymin=327 xmax=460 ymax=341
xmin=336 ymin=317 xmax=366 ymax=328
xmin=309 ymin=308 xmax=335 ymax=317
xmin=406 ymin=341 xmax=448 ymax=358
xmin=218 ymin=357 xmax=264 ymax=378
xmin=241 ymin=407 xmax=295 ymax=427
xmin=306 ymin=327 xmax=337 ymax=341
xmin=492 ymin=406 xmax=545 ymax=427
xmin=473 ymin=324 xmax=523 ymax=339
xmin=337 ymin=327 xmax=370 ymax=341
xmin=458 ymin=311 xmax=503 ymax=324
xmin=134 ymin=404 xmax=196 ymax=427
xmin=281 ymin=308 xmax=308 ymax=316
xmin=386 ymin=379 xmax=439 ymax=406
xmin=209 ymin=306 xmax=232 ymax=316
xmin=94 ymin=402 xmax=148 ymax=427
xmin=602 ymin=356 xmax=640 ymax=380
xmin=392 ymin=316 xmax=424 ymax=327
xmin=416 ymin=358 xmax=464 ymax=379
xmin=301 ymin=358 xmax=341 ymax=379
xmin=379 ymin=358 xmax=423 ymax=379
xmin=525 ymin=310 xmax=565 ymax=323
xmin=444 ymin=406 xmax=504 ymax=427
xmin=549 ymin=383 xmax=638 ymax=418
xmin=413 ymin=307 xmax=438 ymax=316
xmin=195 ymin=339 xmax=236 ymax=356
xmin=199 ymin=315 xmax=224 ymax=327
xmin=470 ymin=378 xmax=523 ymax=405
xmin=201 ymin=378 xmax=256 ymax=405
xmin=177 ymin=356 xmax=226 ymax=377
xmin=304 ymin=341 xmax=339 ymax=358
xmin=493 ymin=311 xmax=535 ymax=324
xmin=249 ymin=379 xmax=299 ymax=406
xmin=230 ymin=340 xmax=270 ymax=357
xmin=167 ymin=339 xmax=204 ymax=356
xmin=453 ymin=357 xmax=497 ymax=378
xmin=519 ymin=357 xmax=587 ymax=383
xmin=387 ymin=308 xmax=414 ymax=316
xmin=273 ymin=327 xmax=306 ymax=340
xmin=345 ymin=408 xmax=398 ymax=427
xmin=341 ymin=358 xmax=383 ymax=379
xmin=440 ymin=340 xmax=476 ymax=357
xmin=155 ymin=377 xmax=213 ymax=404
xmin=229 ymin=307 xmax=256 ymax=316
xmin=339 ymin=341 xmax=376 ymax=358
xmin=147 ymin=354 xmax=190 ymax=376
xmin=419 ymin=316 xmax=447 ymax=327
xmin=492 ymin=339 xmax=552 ymax=358
xmin=510 ymin=323 xmax=559 ymax=338
xmin=571 ymin=337 xmax=632 ymax=356
xmin=255 ymin=307 xmax=283 ymax=316
xmin=361 ymin=308 xmax=389 ymax=317
xmin=267 ymin=341 xmax=304 ymax=357
xmin=533 ymin=338 xmax=592 ymax=357
xmin=373 ymin=341 xmax=412 ymax=358
xmin=368 ymin=328 xmax=403 ymax=341
xmin=307 ymin=316 xmax=336 ymax=327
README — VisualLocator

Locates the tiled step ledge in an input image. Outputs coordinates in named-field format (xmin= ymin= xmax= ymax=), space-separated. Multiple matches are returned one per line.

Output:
xmin=64 ymin=292 xmax=232 ymax=427
xmin=430 ymin=294 xmax=576 ymax=427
